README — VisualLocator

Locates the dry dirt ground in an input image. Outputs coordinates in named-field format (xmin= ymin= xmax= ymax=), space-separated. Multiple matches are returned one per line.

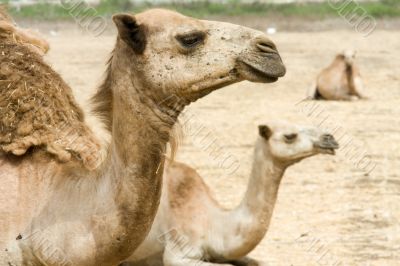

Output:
xmin=39 ymin=23 xmax=399 ymax=266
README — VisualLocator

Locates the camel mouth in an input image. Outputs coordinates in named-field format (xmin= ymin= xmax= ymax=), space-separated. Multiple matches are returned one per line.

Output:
xmin=314 ymin=138 xmax=339 ymax=155
xmin=318 ymin=147 xmax=337 ymax=155
xmin=236 ymin=54 xmax=286 ymax=83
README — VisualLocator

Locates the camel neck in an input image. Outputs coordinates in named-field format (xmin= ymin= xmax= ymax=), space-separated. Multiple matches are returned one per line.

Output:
xmin=221 ymin=139 xmax=286 ymax=258
xmin=100 ymin=64 xmax=179 ymax=261
xmin=345 ymin=63 xmax=356 ymax=93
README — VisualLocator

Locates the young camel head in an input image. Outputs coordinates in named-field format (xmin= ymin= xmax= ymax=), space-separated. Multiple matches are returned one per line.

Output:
xmin=258 ymin=122 xmax=339 ymax=166
xmin=111 ymin=9 xmax=286 ymax=110
xmin=341 ymin=49 xmax=356 ymax=66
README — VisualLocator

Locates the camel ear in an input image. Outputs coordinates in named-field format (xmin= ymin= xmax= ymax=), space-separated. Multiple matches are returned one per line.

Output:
xmin=113 ymin=13 xmax=146 ymax=54
xmin=258 ymin=125 xmax=272 ymax=140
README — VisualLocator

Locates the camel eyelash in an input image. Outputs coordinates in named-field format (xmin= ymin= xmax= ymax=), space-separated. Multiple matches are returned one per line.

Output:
xmin=176 ymin=32 xmax=206 ymax=48
xmin=284 ymin=133 xmax=298 ymax=143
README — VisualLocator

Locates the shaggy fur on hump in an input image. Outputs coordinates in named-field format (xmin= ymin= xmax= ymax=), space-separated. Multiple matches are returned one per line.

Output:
xmin=0 ymin=40 xmax=101 ymax=169
xmin=0 ymin=6 xmax=49 ymax=56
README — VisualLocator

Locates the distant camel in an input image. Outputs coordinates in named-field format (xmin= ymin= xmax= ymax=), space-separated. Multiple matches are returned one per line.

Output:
xmin=0 ymin=9 xmax=285 ymax=266
xmin=0 ymin=5 xmax=49 ymax=55
xmin=308 ymin=50 xmax=367 ymax=101
xmin=122 ymin=122 xmax=339 ymax=266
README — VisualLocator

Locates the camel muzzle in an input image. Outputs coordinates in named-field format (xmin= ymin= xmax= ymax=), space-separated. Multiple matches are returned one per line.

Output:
xmin=314 ymin=134 xmax=339 ymax=155
xmin=236 ymin=36 xmax=286 ymax=83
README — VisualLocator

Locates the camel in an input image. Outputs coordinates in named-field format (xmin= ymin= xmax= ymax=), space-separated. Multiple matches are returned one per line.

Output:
xmin=121 ymin=121 xmax=339 ymax=266
xmin=307 ymin=50 xmax=367 ymax=101
xmin=0 ymin=9 xmax=286 ymax=266
xmin=0 ymin=5 xmax=49 ymax=55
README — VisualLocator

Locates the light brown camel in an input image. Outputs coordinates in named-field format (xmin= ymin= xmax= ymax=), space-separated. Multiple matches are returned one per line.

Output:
xmin=0 ymin=9 xmax=286 ymax=266
xmin=121 ymin=121 xmax=339 ymax=266
xmin=307 ymin=50 xmax=367 ymax=101
xmin=0 ymin=5 xmax=49 ymax=55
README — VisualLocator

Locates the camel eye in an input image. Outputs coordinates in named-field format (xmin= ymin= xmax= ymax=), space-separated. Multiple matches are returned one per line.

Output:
xmin=176 ymin=32 xmax=205 ymax=49
xmin=284 ymin=133 xmax=297 ymax=143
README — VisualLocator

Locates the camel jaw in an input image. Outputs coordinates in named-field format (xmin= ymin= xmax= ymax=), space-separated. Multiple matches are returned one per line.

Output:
xmin=236 ymin=53 xmax=286 ymax=83
xmin=317 ymin=147 xmax=337 ymax=155
xmin=183 ymin=70 xmax=240 ymax=102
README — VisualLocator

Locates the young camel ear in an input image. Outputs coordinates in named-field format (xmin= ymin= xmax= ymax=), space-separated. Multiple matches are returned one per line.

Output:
xmin=112 ymin=13 xmax=146 ymax=54
xmin=258 ymin=125 xmax=272 ymax=140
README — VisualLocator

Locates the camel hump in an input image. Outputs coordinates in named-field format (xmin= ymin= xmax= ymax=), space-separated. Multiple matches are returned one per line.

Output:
xmin=0 ymin=42 xmax=101 ymax=169
xmin=166 ymin=161 xmax=219 ymax=209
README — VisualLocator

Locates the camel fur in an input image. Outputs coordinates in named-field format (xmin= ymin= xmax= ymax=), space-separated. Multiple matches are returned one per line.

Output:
xmin=0 ymin=41 xmax=101 ymax=169
xmin=0 ymin=5 xmax=49 ymax=55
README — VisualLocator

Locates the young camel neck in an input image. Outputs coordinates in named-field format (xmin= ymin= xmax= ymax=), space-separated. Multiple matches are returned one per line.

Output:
xmin=219 ymin=139 xmax=286 ymax=258
xmin=96 ymin=48 xmax=179 ymax=262
xmin=344 ymin=62 xmax=357 ymax=94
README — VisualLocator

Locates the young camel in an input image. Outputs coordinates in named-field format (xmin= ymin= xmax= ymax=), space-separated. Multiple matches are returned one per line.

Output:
xmin=0 ymin=5 xmax=49 ymax=55
xmin=307 ymin=50 xmax=367 ymax=101
xmin=122 ymin=122 xmax=339 ymax=266
xmin=0 ymin=9 xmax=286 ymax=266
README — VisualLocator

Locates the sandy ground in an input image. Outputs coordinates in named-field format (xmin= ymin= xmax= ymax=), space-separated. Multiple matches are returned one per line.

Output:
xmin=40 ymin=23 xmax=400 ymax=266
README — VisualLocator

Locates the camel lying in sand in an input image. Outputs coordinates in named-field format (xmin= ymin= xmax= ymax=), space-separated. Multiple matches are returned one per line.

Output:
xmin=0 ymin=9 xmax=285 ymax=266
xmin=308 ymin=50 xmax=367 ymax=101
xmin=0 ymin=6 xmax=49 ymax=55
xmin=121 ymin=122 xmax=339 ymax=266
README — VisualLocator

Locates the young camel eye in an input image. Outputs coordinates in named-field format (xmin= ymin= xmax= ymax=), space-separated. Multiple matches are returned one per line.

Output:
xmin=284 ymin=133 xmax=298 ymax=143
xmin=176 ymin=31 xmax=206 ymax=49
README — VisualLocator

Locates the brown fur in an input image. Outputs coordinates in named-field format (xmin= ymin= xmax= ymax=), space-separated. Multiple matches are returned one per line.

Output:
xmin=0 ymin=41 xmax=101 ymax=169
xmin=167 ymin=161 xmax=218 ymax=209
xmin=91 ymin=53 xmax=114 ymax=131
xmin=0 ymin=5 xmax=49 ymax=55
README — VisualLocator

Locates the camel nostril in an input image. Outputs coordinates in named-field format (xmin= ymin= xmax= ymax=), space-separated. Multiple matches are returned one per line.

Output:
xmin=322 ymin=134 xmax=333 ymax=140
xmin=256 ymin=38 xmax=277 ymax=54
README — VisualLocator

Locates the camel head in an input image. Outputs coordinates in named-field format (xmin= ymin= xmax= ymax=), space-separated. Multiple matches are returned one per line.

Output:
xmin=341 ymin=49 xmax=356 ymax=66
xmin=111 ymin=9 xmax=285 ymax=106
xmin=258 ymin=121 xmax=339 ymax=166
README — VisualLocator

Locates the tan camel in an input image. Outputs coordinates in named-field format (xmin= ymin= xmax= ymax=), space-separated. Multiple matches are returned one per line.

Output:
xmin=307 ymin=50 xmax=367 ymax=101
xmin=121 ymin=121 xmax=339 ymax=266
xmin=0 ymin=9 xmax=286 ymax=266
xmin=0 ymin=5 xmax=49 ymax=55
